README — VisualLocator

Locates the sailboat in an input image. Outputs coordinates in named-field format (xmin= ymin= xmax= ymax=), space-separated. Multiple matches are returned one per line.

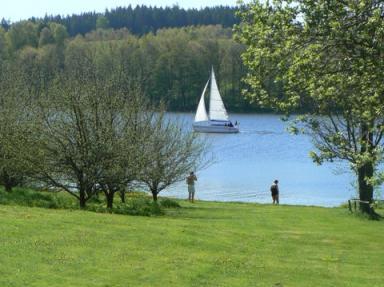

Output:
xmin=193 ymin=67 xmax=239 ymax=133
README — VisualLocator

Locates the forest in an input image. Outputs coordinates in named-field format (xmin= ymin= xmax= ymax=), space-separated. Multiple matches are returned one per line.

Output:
xmin=2 ymin=5 xmax=239 ymax=36
xmin=0 ymin=9 xmax=256 ymax=112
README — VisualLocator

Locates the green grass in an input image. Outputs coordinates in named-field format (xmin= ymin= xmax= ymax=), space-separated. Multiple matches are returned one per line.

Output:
xmin=0 ymin=191 xmax=383 ymax=286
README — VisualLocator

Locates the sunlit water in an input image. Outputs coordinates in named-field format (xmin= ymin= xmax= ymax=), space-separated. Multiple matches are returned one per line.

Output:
xmin=163 ymin=113 xmax=382 ymax=207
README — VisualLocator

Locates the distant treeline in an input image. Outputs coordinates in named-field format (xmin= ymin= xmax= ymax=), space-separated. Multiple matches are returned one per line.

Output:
xmin=0 ymin=21 xmax=256 ymax=111
xmin=1 ymin=5 xmax=239 ymax=36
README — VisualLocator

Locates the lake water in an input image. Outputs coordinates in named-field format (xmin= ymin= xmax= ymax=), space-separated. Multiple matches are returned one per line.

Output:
xmin=163 ymin=113 xmax=381 ymax=207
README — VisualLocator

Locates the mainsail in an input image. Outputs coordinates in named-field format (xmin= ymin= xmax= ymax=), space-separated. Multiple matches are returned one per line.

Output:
xmin=209 ymin=67 xmax=229 ymax=121
xmin=194 ymin=79 xmax=209 ymax=122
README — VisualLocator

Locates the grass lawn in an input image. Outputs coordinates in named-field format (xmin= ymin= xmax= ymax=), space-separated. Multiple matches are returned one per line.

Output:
xmin=0 ymin=197 xmax=383 ymax=286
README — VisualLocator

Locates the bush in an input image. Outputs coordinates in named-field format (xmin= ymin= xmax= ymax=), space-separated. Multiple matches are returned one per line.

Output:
xmin=125 ymin=197 xmax=163 ymax=216
xmin=159 ymin=198 xmax=181 ymax=208
xmin=0 ymin=187 xmax=74 ymax=209
xmin=84 ymin=196 xmax=163 ymax=216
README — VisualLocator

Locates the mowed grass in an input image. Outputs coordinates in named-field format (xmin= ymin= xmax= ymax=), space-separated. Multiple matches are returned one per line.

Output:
xmin=0 ymin=199 xmax=383 ymax=287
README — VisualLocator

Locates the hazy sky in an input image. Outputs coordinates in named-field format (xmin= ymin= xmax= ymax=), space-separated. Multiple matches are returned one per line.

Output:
xmin=1 ymin=0 xmax=239 ymax=22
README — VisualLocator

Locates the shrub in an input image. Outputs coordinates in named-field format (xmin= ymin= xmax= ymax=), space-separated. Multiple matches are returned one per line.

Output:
xmin=159 ymin=198 xmax=181 ymax=208
xmin=126 ymin=197 xmax=163 ymax=216
xmin=84 ymin=196 xmax=164 ymax=216
xmin=0 ymin=187 xmax=74 ymax=209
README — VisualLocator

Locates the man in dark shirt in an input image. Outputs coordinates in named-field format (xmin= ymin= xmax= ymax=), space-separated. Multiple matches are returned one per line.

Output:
xmin=270 ymin=180 xmax=279 ymax=205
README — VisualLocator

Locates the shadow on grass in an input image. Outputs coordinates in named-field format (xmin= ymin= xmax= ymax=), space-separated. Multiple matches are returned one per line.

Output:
xmin=163 ymin=201 xmax=246 ymax=221
xmin=0 ymin=187 xmax=181 ymax=217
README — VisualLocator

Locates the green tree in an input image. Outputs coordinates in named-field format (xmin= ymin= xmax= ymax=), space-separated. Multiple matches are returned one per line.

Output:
xmin=87 ymin=88 xmax=150 ymax=209
xmin=96 ymin=15 xmax=110 ymax=29
xmin=33 ymin=39 xmax=103 ymax=208
xmin=236 ymin=0 xmax=384 ymax=216
xmin=38 ymin=27 xmax=54 ymax=47
xmin=33 ymin=39 xmax=157 ymax=209
xmin=49 ymin=23 xmax=68 ymax=46
xmin=89 ymin=42 xmax=154 ymax=209
xmin=0 ymin=65 xmax=35 ymax=192
xmin=0 ymin=27 xmax=7 ymax=59
xmin=6 ymin=21 xmax=39 ymax=51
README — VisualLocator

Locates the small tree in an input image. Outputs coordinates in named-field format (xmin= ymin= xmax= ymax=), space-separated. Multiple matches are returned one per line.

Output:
xmin=34 ymin=40 xmax=107 ymax=208
xmin=95 ymin=92 xmax=154 ymax=209
xmin=34 ymin=39 xmax=158 ymax=209
xmin=140 ymin=115 xmax=209 ymax=201
xmin=35 ymin=80 xmax=102 ymax=208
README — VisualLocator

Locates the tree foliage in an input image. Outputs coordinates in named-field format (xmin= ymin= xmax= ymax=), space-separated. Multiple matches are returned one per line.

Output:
xmin=31 ymin=40 xmax=141 ymax=208
xmin=236 ymin=0 xmax=384 ymax=215
xmin=0 ymin=21 xmax=253 ymax=112
xmin=0 ymin=64 xmax=35 ymax=192
xmin=39 ymin=5 xmax=239 ymax=36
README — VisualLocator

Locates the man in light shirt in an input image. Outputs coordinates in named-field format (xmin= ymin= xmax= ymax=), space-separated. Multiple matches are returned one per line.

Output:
xmin=186 ymin=171 xmax=197 ymax=203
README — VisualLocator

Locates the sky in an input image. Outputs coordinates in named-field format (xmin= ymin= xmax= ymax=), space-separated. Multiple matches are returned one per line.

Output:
xmin=1 ymin=0 xmax=239 ymax=22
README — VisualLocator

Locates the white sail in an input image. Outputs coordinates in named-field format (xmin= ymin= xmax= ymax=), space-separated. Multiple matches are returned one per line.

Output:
xmin=193 ymin=67 xmax=239 ymax=133
xmin=209 ymin=67 xmax=229 ymax=121
xmin=194 ymin=79 xmax=209 ymax=122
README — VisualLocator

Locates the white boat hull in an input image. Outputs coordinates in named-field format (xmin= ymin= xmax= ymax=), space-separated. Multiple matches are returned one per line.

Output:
xmin=193 ymin=121 xmax=239 ymax=133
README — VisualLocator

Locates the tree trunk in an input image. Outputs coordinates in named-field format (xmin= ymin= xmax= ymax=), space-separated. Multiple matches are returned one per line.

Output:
xmin=152 ymin=190 xmax=158 ymax=202
xmin=357 ymin=163 xmax=374 ymax=214
xmin=106 ymin=192 xmax=115 ymax=209
xmin=1 ymin=170 xmax=14 ymax=192
xmin=79 ymin=189 xmax=86 ymax=209
xmin=120 ymin=190 xmax=126 ymax=203
xmin=358 ymin=123 xmax=375 ymax=215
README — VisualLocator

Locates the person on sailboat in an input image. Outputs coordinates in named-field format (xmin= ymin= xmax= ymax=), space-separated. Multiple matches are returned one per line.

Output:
xmin=186 ymin=171 xmax=197 ymax=203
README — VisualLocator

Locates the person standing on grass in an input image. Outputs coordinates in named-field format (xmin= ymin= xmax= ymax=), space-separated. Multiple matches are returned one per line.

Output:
xmin=186 ymin=171 xmax=197 ymax=203
xmin=270 ymin=179 xmax=279 ymax=205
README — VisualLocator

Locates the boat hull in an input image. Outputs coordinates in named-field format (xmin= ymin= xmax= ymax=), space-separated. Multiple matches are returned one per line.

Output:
xmin=193 ymin=121 xmax=239 ymax=133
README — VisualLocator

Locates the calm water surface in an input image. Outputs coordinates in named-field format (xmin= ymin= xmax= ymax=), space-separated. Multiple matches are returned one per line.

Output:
xmin=163 ymin=113 xmax=379 ymax=207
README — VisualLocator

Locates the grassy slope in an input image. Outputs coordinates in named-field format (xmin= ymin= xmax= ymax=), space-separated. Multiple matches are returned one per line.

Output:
xmin=0 ymin=201 xmax=383 ymax=287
